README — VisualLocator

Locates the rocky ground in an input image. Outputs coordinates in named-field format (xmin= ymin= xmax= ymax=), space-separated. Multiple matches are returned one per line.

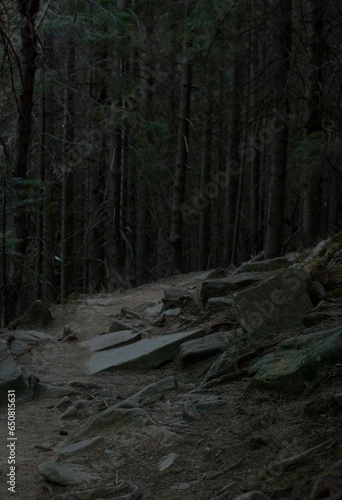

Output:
xmin=0 ymin=239 xmax=342 ymax=500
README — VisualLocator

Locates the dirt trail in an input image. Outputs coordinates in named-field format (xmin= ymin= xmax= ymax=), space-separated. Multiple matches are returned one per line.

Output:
xmin=0 ymin=271 xmax=341 ymax=500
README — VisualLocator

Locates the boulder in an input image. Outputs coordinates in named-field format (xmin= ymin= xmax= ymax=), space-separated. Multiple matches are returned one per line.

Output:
xmin=234 ymin=264 xmax=311 ymax=337
xmin=8 ymin=300 xmax=52 ymax=329
xmin=87 ymin=327 xmax=206 ymax=374
xmin=201 ymin=273 xmax=262 ymax=301
xmin=234 ymin=257 xmax=290 ymax=274
xmin=162 ymin=288 xmax=195 ymax=309
xmin=8 ymin=340 xmax=31 ymax=357
xmin=249 ymin=326 xmax=342 ymax=393
xmin=307 ymin=280 xmax=326 ymax=305
xmin=0 ymin=343 xmax=27 ymax=400
xmin=177 ymin=334 xmax=227 ymax=366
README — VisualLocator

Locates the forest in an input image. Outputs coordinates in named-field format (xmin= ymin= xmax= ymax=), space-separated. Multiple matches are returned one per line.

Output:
xmin=0 ymin=0 xmax=342 ymax=325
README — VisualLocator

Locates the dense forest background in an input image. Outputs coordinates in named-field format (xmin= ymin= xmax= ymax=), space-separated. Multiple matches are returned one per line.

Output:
xmin=0 ymin=0 xmax=342 ymax=325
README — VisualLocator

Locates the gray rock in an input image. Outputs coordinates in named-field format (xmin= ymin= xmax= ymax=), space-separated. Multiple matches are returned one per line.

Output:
xmin=87 ymin=327 xmax=206 ymax=374
xmin=203 ymin=351 xmax=230 ymax=382
xmin=201 ymin=273 xmax=261 ymax=301
xmin=307 ymin=280 xmax=326 ymax=305
xmin=171 ymin=483 xmax=191 ymax=490
xmin=119 ymin=376 xmax=177 ymax=407
xmin=61 ymin=407 xmax=156 ymax=445
xmin=151 ymin=313 xmax=166 ymax=327
xmin=80 ymin=330 xmax=141 ymax=352
xmin=54 ymin=396 xmax=72 ymax=410
xmin=11 ymin=330 xmax=55 ymax=344
xmin=162 ymin=288 xmax=195 ymax=309
xmin=177 ymin=334 xmax=226 ymax=366
xmin=145 ymin=303 xmax=163 ymax=315
xmin=207 ymin=297 xmax=235 ymax=313
xmin=56 ymin=436 xmax=104 ymax=456
xmin=183 ymin=400 xmax=201 ymax=421
xmin=328 ymin=249 xmax=342 ymax=268
xmin=36 ymin=383 xmax=78 ymax=398
xmin=0 ymin=343 xmax=27 ymax=399
xmin=159 ymin=452 xmax=180 ymax=471
xmin=73 ymin=399 xmax=88 ymax=409
xmin=109 ymin=319 xmax=142 ymax=334
xmin=8 ymin=340 xmax=31 ymax=357
xmin=60 ymin=405 xmax=79 ymax=419
xmin=164 ymin=308 xmax=181 ymax=317
xmin=194 ymin=395 xmax=227 ymax=414
xmin=234 ymin=264 xmax=311 ymax=337
xmin=234 ymin=257 xmax=290 ymax=274
xmin=196 ymin=268 xmax=227 ymax=280
xmin=37 ymin=462 xmax=96 ymax=486
xmin=8 ymin=300 xmax=52 ymax=329
xmin=249 ymin=326 xmax=342 ymax=393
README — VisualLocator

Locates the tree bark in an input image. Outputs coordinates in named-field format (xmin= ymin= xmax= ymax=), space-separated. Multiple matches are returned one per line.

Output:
xmin=264 ymin=0 xmax=292 ymax=259
xmin=168 ymin=8 xmax=192 ymax=275
xmin=6 ymin=0 xmax=40 ymax=323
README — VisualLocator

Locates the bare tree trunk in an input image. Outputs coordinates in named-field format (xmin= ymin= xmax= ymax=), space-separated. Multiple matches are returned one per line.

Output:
xmin=224 ymin=54 xmax=243 ymax=265
xmin=198 ymin=102 xmax=212 ymax=270
xmin=61 ymin=40 xmax=75 ymax=300
xmin=168 ymin=12 xmax=192 ymax=275
xmin=41 ymin=33 xmax=57 ymax=303
xmin=302 ymin=0 xmax=326 ymax=247
xmin=6 ymin=0 xmax=40 ymax=323
xmin=264 ymin=0 xmax=292 ymax=259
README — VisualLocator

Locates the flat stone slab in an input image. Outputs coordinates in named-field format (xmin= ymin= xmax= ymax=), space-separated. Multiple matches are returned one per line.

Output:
xmin=234 ymin=264 xmax=311 ymax=337
xmin=234 ymin=257 xmax=290 ymax=274
xmin=56 ymin=436 xmax=104 ymax=456
xmin=8 ymin=340 xmax=31 ymax=357
xmin=37 ymin=461 xmax=97 ymax=486
xmin=200 ymin=273 xmax=262 ymax=301
xmin=80 ymin=330 xmax=141 ymax=352
xmin=177 ymin=334 xmax=226 ymax=366
xmin=145 ymin=303 xmax=163 ymax=315
xmin=11 ymin=330 xmax=55 ymax=343
xmin=0 ymin=343 xmax=27 ymax=399
xmin=87 ymin=327 xmax=206 ymax=374
xmin=249 ymin=326 xmax=342 ymax=393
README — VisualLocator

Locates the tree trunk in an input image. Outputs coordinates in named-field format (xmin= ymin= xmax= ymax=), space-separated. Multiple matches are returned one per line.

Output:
xmin=61 ymin=40 xmax=76 ymax=300
xmin=264 ymin=0 xmax=292 ymax=259
xmin=168 ymin=12 xmax=192 ymax=275
xmin=6 ymin=0 xmax=40 ymax=323
xmin=198 ymin=102 xmax=212 ymax=270
xmin=224 ymin=54 xmax=243 ymax=265
xmin=41 ymin=33 xmax=57 ymax=303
